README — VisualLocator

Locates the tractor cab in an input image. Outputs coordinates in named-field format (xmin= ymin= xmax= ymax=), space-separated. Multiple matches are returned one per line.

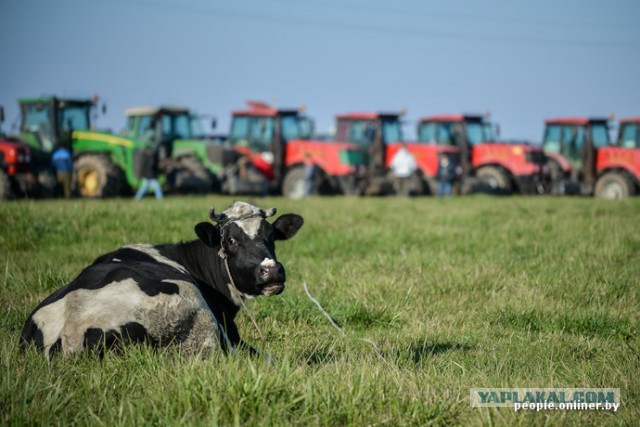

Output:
xmin=542 ymin=117 xmax=610 ymax=191
xmin=229 ymin=102 xmax=311 ymax=187
xmin=418 ymin=114 xmax=548 ymax=194
xmin=417 ymin=114 xmax=493 ymax=175
xmin=124 ymin=106 xmax=205 ymax=156
xmin=18 ymin=97 xmax=95 ymax=169
xmin=335 ymin=112 xmax=402 ymax=174
xmin=124 ymin=106 xmax=208 ymax=142
xmin=617 ymin=117 xmax=640 ymax=149
xmin=124 ymin=106 xmax=222 ymax=193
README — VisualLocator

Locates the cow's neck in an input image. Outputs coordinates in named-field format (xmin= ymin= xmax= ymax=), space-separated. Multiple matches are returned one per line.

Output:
xmin=170 ymin=240 xmax=242 ymax=317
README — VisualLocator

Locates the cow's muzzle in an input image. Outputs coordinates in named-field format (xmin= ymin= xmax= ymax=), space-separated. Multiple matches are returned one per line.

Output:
xmin=258 ymin=263 xmax=286 ymax=296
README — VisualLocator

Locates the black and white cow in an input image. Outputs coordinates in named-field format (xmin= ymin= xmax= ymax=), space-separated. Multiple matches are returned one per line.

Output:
xmin=20 ymin=201 xmax=303 ymax=358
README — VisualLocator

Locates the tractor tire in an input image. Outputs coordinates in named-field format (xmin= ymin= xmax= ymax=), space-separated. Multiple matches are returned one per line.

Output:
xmin=338 ymin=174 xmax=361 ymax=196
xmin=0 ymin=170 xmax=11 ymax=200
xmin=282 ymin=166 xmax=308 ymax=199
xmin=283 ymin=166 xmax=335 ymax=198
xmin=391 ymin=172 xmax=427 ymax=197
xmin=74 ymin=155 xmax=123 ymax=198
xmin=594 ymin=172 xmax=635 ymax=200
xmin=476 ymin=166 xmax=512 ymax=194
xmin=166 ymin=156 xmax=212 ymax=194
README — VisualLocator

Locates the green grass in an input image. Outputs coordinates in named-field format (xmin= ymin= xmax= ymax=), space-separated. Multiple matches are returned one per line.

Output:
xmin=1 ymin=195 xmax=638 ymax=426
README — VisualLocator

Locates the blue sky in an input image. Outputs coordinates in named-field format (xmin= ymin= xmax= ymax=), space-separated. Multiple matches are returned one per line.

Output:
xmin=1 ymin=0 xmax=638 ymax=141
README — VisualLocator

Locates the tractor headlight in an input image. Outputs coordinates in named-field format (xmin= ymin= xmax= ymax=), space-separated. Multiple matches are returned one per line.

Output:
xmin=261 ymin=151 xmax=274 ymax=164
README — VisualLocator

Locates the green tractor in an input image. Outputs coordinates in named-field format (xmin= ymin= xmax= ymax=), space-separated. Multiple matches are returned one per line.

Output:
xmin=122 ymin=106 xmax=222 ymax=194
xmin=17 ymin=96 xmax=101 ymax=196
xmin=16 ymin=97 xmax=221 ymax=197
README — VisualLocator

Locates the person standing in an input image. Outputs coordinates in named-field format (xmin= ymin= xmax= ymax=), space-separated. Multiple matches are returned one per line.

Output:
xmin=134 ymin=120 xmax=163 ymax=200
xmin=437 ymin=153 xmax=456 ymax=197
xmin=51 ymin=143 xmax=73 ymax=198
xmin=390 ymin=144 xmax=417 ymax=196
xmin=303 ymin=151 xmax=317 ymax=197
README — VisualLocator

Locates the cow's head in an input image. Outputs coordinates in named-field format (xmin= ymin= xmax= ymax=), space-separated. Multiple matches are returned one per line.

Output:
xmin=195 ymin=201 xmax=303 ymax=301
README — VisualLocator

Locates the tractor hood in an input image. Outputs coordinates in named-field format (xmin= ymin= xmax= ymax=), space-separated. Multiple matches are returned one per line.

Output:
xmin=286 ymin=139 xmax=363 ymax=176
xmin=472 ymin=142 xmax=547 ymax=176
xmin=596 ymin=146 xmax=640 ymax=176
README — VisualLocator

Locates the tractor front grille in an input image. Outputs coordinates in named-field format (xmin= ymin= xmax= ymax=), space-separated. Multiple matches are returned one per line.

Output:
xmin=525 ymin=150 xmax=546 ymax=165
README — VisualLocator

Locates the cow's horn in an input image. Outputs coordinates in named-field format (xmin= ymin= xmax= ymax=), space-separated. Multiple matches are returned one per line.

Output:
xmin=264 ymin=208 xmax=277 ymax=218
xmin=209 ymin=208 xmax=225 ymax=223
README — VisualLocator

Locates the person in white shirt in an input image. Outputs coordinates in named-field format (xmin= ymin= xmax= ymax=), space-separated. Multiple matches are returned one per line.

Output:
xmin=390 ymin=144 xmax=417 ymax=195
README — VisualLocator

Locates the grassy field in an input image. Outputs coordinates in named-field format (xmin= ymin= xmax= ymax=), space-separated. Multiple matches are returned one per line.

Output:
xmin=1 ymin=195 xmax=638 ymax=426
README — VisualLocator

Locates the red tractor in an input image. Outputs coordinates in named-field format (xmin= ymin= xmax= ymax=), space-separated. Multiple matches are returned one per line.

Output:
xmin=226 ymin=101 xmax=363 ymax=197
xmin=417 ymin=114 xmax=548 ymax=194
xmin=334 ymin=111 xmax=460 ymax=195
xmin=542 ymin=117 xmax=640 ymax=199
xmin=0 ymin=139 xmax=32 ymax=199
xmin=0 ymin=107 xmax=32 ymax=199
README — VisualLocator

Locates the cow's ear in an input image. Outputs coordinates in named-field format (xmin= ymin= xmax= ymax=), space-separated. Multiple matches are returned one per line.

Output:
xmin=195 ymin=222 xmax=220 ymax=247
xmin=273 ymin=214 xmax=304 ymax=241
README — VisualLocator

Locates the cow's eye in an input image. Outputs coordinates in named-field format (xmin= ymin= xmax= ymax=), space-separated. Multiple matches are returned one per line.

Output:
xmin=228 ymin=237 xmax=238 ymax=247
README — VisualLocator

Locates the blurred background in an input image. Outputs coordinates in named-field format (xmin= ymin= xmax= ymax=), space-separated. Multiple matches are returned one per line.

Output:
xmin=1 ymin=0 xmax=638 ymax=142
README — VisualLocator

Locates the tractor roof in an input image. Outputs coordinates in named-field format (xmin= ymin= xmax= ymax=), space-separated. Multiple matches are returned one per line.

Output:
xmin=124 ymin=106 xmax=190 ymax=116
xmin=619 ymin=116 xmax=640 ymax=124
xmin=231 ymin=101 xmax=299 ymax=117
xmin=18 ymin=96 xmax=94 ymax=106
xmin=336 ymin=112 xmax=401 ymax=120
xmin=419 ymin=114 xmax=484 ymax=123
xmin=545 ymin=117 xmax=609 ymax=125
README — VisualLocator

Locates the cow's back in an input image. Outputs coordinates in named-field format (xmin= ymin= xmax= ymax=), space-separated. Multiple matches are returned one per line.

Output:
xmin=21 ymin=244 xmax=220 ymax=358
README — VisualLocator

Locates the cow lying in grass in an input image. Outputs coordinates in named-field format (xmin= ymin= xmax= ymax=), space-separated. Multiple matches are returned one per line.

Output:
xmin=20 ymin=201 xmax=303 ymax=359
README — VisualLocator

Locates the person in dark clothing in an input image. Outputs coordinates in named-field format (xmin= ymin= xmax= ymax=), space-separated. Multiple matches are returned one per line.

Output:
xmin=437 ymin=153 xmax=456 ymax=197
xmin=134 ymin=120 xmax=163 ymax=200
xmin=51 ymin=143 xmax=73 ymax=198
xmin=303 ymin=151 xmax=317 ymax=197
xmin=134 ymin=146 xmax=163 ymax=200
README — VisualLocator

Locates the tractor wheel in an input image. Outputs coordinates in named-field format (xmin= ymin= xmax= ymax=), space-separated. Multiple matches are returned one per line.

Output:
xmin=476 ymin=166 xmax=512 ymax=194
xmin=0 ymin=170 xmax=11 ymax=200
xmin=282 ymin=166 xmax=308 ymax=199
xmin=74 ymin=155 xmax=123 ymax=198
xmin=166 ymin=156 xmax=212 ymax=194
xmin=392 ymin=172 xmax=427 ymax=196
xmin=594 ymin=172 xmax=635 ymax=200
xmin=338 ymin=174 xmax=361 ymax=196
xmin=283 ymin=166 xmax=335 ymax=198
